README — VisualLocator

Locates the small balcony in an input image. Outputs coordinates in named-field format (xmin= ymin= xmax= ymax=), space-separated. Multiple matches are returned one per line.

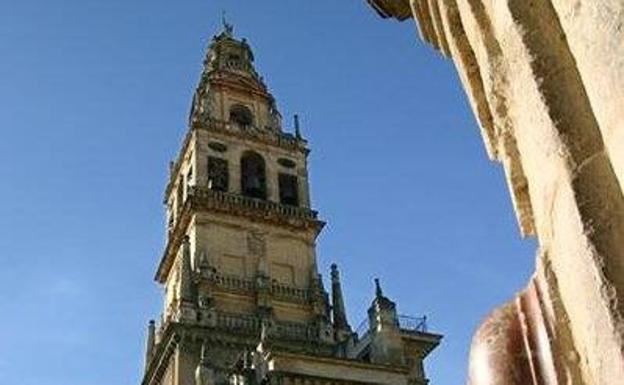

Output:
xmin=212 ymin=312 xmax=317 ymax=341
xmin=203 ymin=271 xmax=311 ymax=303
xmin=187 ymin=186 xmax=323 ymax=229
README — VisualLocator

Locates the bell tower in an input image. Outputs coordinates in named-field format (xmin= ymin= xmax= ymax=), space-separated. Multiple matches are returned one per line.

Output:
xmin=141 ymin=23 xmax=442 ymax=385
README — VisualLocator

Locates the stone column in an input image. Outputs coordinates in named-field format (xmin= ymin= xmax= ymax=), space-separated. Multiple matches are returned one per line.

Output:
xmin=364 ymin=1 xmax=624 ymax=383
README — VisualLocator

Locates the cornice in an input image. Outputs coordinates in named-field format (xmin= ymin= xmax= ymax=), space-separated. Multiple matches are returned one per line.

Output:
xmin=155 ymin=188 xmax=324 ymax=283
xmin=365 ymin=0 xmax=412 ymax=20
xmin=209 ymin=71 xmax=269 ymax=98
xmin=195 ymin=119 xmax=308 ymax=155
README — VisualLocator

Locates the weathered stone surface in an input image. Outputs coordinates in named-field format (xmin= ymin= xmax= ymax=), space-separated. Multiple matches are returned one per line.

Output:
xmin=365 ymin=0 xmax=624 ymax=384
xmin=141 ymin=23 xmax=442 ymax=385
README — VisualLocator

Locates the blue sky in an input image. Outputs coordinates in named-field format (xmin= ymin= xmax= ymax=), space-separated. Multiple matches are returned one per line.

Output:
xmin=0 ymin=1 xmax=535 ymax=384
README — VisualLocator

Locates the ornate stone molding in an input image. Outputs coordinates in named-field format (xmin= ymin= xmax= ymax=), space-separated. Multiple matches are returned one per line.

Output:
xmin=188 ymin=187 xmax=322 ymax=231
xmin=156 ymin=188 xmax=324 ymax=283
xmin=163 ymin=119 xmax=308 ymax=203
xmin=196 ymin=118 xmax=308 ymax=154
xmin=195 ymin=271 xmax=311 ymax=304
xmin=365 ymin=0 xmax=624 ymax=383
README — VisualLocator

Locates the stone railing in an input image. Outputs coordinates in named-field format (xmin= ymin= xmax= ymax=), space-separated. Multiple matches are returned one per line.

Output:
xmin=214 ymin=312 xmax=315 ymax=341
xmin=200 ymin=118 xmax=304 ymax=151
xmin=208 ymin=272 xmax=311 ymax=303
xmin=270 ymin=281 xmax=310 ymax=302
xmin=272 ymin=320 xmax=316 ymax=340
xmin=215 ymin=312 xmax=261 ymax=334
xmin=188 ymin=186 xmax=320 ymax=224
xmin=213 ymin=273 xmax=255 ymax=292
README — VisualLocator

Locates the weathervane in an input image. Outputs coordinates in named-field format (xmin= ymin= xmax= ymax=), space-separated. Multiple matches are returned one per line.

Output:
xmin=221 ymin=10 xmax=234 ymax=36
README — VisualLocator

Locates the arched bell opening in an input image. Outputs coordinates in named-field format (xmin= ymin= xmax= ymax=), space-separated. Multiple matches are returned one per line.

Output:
xmin=229 ymin=104 xmax=254 ymax=129
xmin=279 ymin=173 xmax=299 ymax=206
xmin=240 ymin=151 xmax=267 ymax=200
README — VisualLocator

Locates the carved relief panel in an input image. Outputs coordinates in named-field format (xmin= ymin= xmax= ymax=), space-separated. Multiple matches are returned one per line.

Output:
xmin=246 ymin=230 xmax=267 ymax=257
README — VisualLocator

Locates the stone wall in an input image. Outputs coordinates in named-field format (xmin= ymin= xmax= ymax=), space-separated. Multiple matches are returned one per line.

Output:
xmin=365 ymin=1 xmax=624 ymax=384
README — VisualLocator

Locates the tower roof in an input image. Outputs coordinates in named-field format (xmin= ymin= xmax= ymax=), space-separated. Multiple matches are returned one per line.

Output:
xmin=188 ymin=22 xmax=283 ymax=133
xmin=202 ymin=22 xmax=262 ymax=87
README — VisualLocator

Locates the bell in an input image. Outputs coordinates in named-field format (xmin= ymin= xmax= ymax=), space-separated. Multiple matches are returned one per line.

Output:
xmin=248 ymin=175 xmax=262 ymax=190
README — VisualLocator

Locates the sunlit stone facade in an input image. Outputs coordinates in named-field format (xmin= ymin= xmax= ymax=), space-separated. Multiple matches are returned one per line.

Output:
xmin=140 ymin=23 xmax=442 ymax=385
xmin=365 ymin=1 xmax=624 ymax=384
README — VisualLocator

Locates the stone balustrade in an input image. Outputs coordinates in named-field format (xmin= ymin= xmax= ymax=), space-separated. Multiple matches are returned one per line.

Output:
xmin=214 ymin=312 xmax=315 ymax=341
xmin=202 ymin=118 xmax=302 ymax=149
xmin=207 ymin=272 xmax=311 ymax=303
xmin=272 ymin=320 xmax=316 ymax=340
xmin=188 ymin=186 xmax=320 ymax=227
xmin=215 ymin=312 xmax=261 ymax=334
xmin=212 ymin=273 xmax=255 ymax=292
xmin=270 ymin=281 xmax=310 ymax=302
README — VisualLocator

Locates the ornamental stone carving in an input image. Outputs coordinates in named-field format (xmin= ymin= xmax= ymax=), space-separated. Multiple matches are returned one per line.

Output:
xmin=365 ymin=1 xmax=624 ymax=384
xmin=247 ymin=230 xmax=266 ymax=258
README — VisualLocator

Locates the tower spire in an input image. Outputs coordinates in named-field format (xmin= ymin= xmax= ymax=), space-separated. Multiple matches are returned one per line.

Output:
xmin=294 ymin=114 xmax=302 ymax=139
xmin=144 ymin=319 xmax=156 ymax=371
xmin=375 ymin=278 xmax=383 ymax=298
xmin=190 ymin=19 xmax=275 ymax=129
xmin=331 ymin=263 xmax=350 ymax=332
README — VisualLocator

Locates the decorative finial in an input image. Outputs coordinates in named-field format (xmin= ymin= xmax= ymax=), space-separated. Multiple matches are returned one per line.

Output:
xmin=197 ymin=249 xmax=210 ymax=272
xmin=221 ymin=11 xmax=234 ymax=37
xmin=179 ymin=236 xmax=197 ymax=304
xmin=260 ymin=318 xmax=270 ymax=344
xmin=195 ymin=341 xmax=215 ymax=385
xmin=145 ymin=319 xmax=156 ymax=370
xmin=200 ymin=341 xmax=208 ymax=363
xmin=330 ymin=263 xmax=351 ymax=332
xmin=375 ymin=278 xmax=383 ymax=298
xmin=243 ymin=348 xmax=253 ymax=369
xmin=294 ymin=114 xmax=302 ymax=139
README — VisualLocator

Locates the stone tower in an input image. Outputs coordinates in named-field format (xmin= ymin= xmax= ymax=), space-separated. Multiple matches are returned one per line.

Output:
xmin=141 ymin=23 xmax=442 ymax=385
